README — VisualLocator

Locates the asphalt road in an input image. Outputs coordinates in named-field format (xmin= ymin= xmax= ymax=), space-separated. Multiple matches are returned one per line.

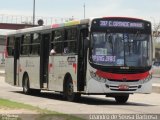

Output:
xmin=0 ymin=76 xmax=160 ymax=117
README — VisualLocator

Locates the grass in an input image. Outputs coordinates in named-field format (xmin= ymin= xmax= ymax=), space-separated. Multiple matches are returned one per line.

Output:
xmin=0 ymin=98 xmax=54 ymax=114
xmin=0 ymin=98 xmax=85 ymax=120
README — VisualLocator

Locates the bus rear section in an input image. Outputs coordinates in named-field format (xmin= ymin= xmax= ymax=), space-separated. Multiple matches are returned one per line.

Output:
xmin=85 ymin=17 xmax=152 ymax=103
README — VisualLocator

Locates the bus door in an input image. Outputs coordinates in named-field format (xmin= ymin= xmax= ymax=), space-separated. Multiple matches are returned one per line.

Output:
xmin=77 ymin=28 xmax=88 ymax=91
xmin=40 ymin=33 xmax=50 ymax=88
xmin=14 ymin=37 xmax=20 ymax=85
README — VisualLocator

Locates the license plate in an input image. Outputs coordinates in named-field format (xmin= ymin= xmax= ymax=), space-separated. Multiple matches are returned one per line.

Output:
xmin=118 ymin=84 xmax=129 ymax=90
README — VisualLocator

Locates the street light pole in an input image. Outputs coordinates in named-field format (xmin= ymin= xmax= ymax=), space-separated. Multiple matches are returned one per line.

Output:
xmin=33 ymin=0 xmax=35 ymax=25
xmin=83 ymin=3 xmax=85 ymax=19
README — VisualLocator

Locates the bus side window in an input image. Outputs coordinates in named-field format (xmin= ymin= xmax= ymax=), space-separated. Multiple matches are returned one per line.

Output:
xmin=31 ymin=33 xmax=40 ymax=55
xmin=21 ymin=34 xmax=31 ymax=55
xmin=7 ymin=37 xmax=14 ymax=56
xmin=50 ymin=31 xmax=56 ymax=55
xmin=53 ymin=30 xmax=64 ymax=54
xmin=64 ymin=28 xmax=77 ymax=54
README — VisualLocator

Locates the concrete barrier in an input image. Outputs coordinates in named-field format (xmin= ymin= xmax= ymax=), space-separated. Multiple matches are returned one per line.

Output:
xmin=152 ymin=84 xmax=160 ymax=94
xmin=0 ymin=70 xmax=5 ymax=76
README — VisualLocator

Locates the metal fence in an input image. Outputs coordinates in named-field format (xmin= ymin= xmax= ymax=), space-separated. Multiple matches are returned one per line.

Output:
xmin=0 ymin=14 xmax=76 ymax=25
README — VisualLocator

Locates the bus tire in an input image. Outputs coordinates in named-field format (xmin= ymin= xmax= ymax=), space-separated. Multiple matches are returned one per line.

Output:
xmin=64 ymin=76 xmax=80 ymax=102
xmin=30 ymin=89 xmax=41 ymax=95
xmin=22 ymin=74 xmax=31 ymax=94
xmin=115 ymin=94 xmax=129 ymax=104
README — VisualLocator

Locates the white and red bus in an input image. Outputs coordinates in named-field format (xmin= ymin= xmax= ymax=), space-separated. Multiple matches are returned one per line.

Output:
xmin=5 ymin=17 xmax=152 ymax=103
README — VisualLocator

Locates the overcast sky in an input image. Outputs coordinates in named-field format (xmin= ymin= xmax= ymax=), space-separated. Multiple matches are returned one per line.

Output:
xmin=0 ymin=0 xmax=160 ymax=23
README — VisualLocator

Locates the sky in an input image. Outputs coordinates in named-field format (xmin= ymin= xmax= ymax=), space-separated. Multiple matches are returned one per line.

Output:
xmin=0 ymin=0 xmax=160 ymax=24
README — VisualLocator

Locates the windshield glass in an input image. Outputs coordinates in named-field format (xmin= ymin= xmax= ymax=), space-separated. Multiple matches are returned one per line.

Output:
xmin=90 ymin=32 xmax=152 ymax=67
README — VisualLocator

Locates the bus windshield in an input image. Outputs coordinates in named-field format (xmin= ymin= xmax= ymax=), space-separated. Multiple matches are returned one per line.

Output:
xmin=90 ymin=32 xmax=152 ymax=67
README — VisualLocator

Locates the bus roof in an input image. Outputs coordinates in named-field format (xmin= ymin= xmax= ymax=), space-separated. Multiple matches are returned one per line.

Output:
xmin=6 ymin=19 xmax=90 ymax=36
xmin=6 ymin=16 xmax=150 ymax=36
xmin=6 ymin=25 xmax=51 ymax=36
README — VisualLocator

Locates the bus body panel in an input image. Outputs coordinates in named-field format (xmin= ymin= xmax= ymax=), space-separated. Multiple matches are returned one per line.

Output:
xmin=86 ymin=77 xmax=152 ymax=94
xmin=85 ymin=65 xmax=152 ymax=94
xmin=48 ymin=55 xmax=78 ymax=92
xmin=5 ymin=57 xmax=14 ymax=85
xmin=19 ymin=57 xmax=40 ymax=89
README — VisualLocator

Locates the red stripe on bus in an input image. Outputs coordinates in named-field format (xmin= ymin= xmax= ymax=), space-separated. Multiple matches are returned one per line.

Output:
xmin=48 ymin=63 xmax=53 ymax=73
xmin=96 ymin=70 xmax=149 ymax=80
xmin=73 ymin=63 xmax=77 ymax=74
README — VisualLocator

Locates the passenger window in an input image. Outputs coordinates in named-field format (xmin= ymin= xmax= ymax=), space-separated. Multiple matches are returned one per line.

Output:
xmin=21 ymin=34 xmax=31 ymax=55
xmin=7 ymin=37 xmax=14 ymax=56
xmin=51 ymin=30 xmax=64 ymax=54
xmin=64 ymin=28 xmax=77 ymax=54
xmin=31 ymin=33 xmax=40 ymax=55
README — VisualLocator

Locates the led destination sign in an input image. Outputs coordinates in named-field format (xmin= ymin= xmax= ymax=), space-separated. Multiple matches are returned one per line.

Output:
xmin=100 ymin=20 xmax=144 ymax=28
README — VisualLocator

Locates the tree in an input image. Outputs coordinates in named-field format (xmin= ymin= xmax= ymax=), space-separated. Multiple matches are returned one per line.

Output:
xmin=152 ymin=19 xmax=160 ymax=60
xmin=152 ymin=21 xmax=160 ymax=39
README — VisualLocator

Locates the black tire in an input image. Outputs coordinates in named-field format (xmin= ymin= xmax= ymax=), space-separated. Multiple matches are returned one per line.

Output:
xmin=115 ymin=94 xmax=129 ymax=104
xmin=30 ymin=89 xmax=41 ymax=95
xmin=64 ymin=77 xmax=81 ymax=102
xmin=23 ymin=74 xmax=31 ymax=94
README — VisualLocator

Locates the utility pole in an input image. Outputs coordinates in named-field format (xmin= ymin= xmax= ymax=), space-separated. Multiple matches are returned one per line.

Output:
xmin=33 ymin=0 xmax=35 ymax=25
xmin=84 ymin=3 xmax=86 ymax=19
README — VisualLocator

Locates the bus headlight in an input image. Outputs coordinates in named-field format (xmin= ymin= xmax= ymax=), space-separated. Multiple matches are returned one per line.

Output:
xmin=141 ymin=74 xmax=152 ymax=84
xmin=90 ymin=71 xmax=96 ymax=78
xmin=90 ymin=71 xmax=107 ymax=83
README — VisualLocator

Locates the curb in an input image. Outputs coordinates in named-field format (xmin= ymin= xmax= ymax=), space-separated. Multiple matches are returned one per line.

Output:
xmin=152 ymin=84 xmax=160 ymax=94
xmin=0 ymin=71 xmax=5 ymax=77
xmin=0 ymin=73 xmax=5 ymax=77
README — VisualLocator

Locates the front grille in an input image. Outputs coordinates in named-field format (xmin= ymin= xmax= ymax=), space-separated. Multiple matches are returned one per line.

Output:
xmin=106 ymin=84 xmax=139 ymax=91
xmin=110 ymin=89 xmax=137 ymax=91
xmin=108 ymin=79 xmax=140 ymax=82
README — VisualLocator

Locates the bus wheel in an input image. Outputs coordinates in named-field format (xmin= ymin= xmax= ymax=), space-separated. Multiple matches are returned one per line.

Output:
xmin=115 ymin=94 xmax=129 ymax=104
xmin=30 ymin=89 xmax=41 ymax=95
xmin=23 ymin=74 xmax=31 ymax=94
xmin=64 ymin=79 xmax=80 ymax=102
